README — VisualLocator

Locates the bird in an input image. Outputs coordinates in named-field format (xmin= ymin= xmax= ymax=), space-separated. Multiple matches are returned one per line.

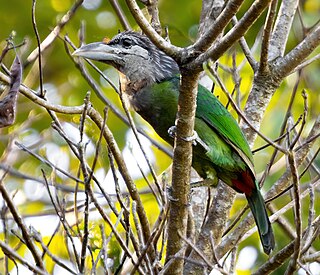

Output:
xmin=73 ymin=31 xmax=275 ymax=254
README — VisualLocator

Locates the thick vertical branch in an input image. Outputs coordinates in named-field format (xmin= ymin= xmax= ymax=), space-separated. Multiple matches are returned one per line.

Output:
xmin=164 ymin=70 xmax=200 ymax=274
xmin=241 ymin=73 xmax=280 ymax=144
xmin=187 ymin=0 xmax=225 ymax=245
xmin=268 ymin=0 xmax=299 ymax=60
xmin=198 ymin=0 xmax=224 ymax=36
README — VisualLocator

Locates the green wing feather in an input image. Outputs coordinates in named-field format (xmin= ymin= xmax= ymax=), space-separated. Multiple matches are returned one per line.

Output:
xmin=195 ymin=84 xmax=255 ymax=175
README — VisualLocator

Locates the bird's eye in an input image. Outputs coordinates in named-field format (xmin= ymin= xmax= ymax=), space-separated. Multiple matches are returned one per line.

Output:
xmin=122 ymin=38 xmax=132 ymax=48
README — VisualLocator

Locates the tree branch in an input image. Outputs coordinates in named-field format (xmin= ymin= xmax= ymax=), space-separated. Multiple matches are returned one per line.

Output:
xmin=273 ymin=24 xmax=320 ymax=79
xmin=25 ymin=0 xmax=84 ymax=66
xmin=164 ymin=70 xmax=200 ymax=274
xmin=125 ymin=0 xmax=181 ymax=58
xmin=108 ymin=0 xmax=131 ymax=30
xmin=253 ymin=216 xmax=320 ymax=275
xmin=0 ymin=174 xmax=45 ymax=271
xmin=268 ymin=0 xmax=299 ymax=60
xmin=192 ymin=0 xmax=244 ymax=53
xmin=190 ymin=0 xmax=272 ymax=69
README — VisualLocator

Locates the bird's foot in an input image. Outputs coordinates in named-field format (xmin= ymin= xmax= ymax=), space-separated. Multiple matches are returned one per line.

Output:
xmin=166 ymin=185 xmax=179 ymax=202
xmin=168 ymin=126 xmax=201 ymax=146
xmin=166 ymin=185 xmax=190 ymax=206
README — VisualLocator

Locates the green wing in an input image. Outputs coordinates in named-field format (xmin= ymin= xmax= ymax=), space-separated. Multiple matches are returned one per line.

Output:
xmin=195 ymin=84 xmax=255 ymax=174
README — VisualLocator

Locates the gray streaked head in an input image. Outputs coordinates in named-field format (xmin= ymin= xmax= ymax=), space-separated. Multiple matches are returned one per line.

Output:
xmin=73 ymin=31 xmax=180 ymax=84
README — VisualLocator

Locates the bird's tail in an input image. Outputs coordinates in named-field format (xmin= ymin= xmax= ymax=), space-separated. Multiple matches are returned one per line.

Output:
xmin=246 ymin=188 xmax=275 ymax=254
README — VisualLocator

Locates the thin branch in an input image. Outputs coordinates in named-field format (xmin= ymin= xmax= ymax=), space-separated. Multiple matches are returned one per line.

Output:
xmin=0 ymin=70 xmax=84 ymax=113
xmin=253 ymin=216 xmax=320 ymax=275
xmin=231 ymin=16 xmax=258 ymax=70
xmin=89 ymin=189 xmax=145 ymax=273
xmin=285 ymin=150 xmax=302 ymax=274
xmin=41 ymin=171 xmax=81 ymax=269
xmin=108 ymin=0 xmax=131 ymax=30
xmin=0 ymin=241 xmax=49 ymax=275
xmin=87 ymin=107 xmax=155 ymax=262
xmin=190 ymin=0 xmax=272 ymax=68
xmin=273 ymin=24 xmax=320 ymax=79
xmin=25 ymin=0 xmax=84 ymax=66
xmin=302 ymin=183 xmax=316 ymax=253
xmin=31 ymin=0 xmax=44 ymax=97
xmin=142 ymin=0 xmax=162 ymax=34
xmin=35 ymin=236 xmax=78 ymax=275
xmin=293 ymin=52 xmax=320 ymax=72
xmin=78 ymin=94 xmax=91 ymax=273
xmin=179 ymin=233 xmax=214 ymax=270
xmin=259 ymin=0 xmax=278 ymax=73
xmin=192 ymin=0 xmax=245 ymax=54
xmin=125 ymin=0 xmax=181 ymax=58
xmin=15 ymin=142 xmax=84 ymax=184
xmin=0 ymin=173 xmax=45 ymax=270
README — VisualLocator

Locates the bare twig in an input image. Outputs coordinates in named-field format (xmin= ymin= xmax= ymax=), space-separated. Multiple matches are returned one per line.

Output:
xmin=78 ymin=93 xmax=91 ymax=273
xmin=0 ymin=173 xmax=45 ymax=270
xmin=285 ymin=150 xmax=302 ymax=274
xmin=31 ymin=0 xmax=44 ymax=97
xmin=87 ymin=107 xmax=155 ymax=262
xmin=259 ymin=0 xmax=278 ymax=73
xmin=190 ymin=0 xmax=272 ymax=68
xmin=125 ymin=0 xmax=181 ymax=57
xmin=0 ymin=241 xmax=49 ymax=275
xmin=41 ymin=170 xmax=81 ymax=269
xmin=108 ymin=0 xmax=131 ymax=30
xmin=253 ymin=216 xmax=320 ymax=275
xmin=25 ymin=0 xmax=84 ymax=66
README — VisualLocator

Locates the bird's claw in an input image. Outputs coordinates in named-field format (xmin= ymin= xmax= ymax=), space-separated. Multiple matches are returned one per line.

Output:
xmin=167 ymin=126 xmax=199 ymax=146
xmin=166 ymin=185 xmax=190 ymax=206
xmin=166 ymin=185 xmax=179 ymax=202
xmin=167 ymin=126 xmax=176 ymax=139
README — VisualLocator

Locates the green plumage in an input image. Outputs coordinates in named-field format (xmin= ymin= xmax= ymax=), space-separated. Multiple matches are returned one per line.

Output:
xmin=73 ymin=31 xmax=275 ymax=254
xmin=136 ymin=76 xmax=274 ymax=254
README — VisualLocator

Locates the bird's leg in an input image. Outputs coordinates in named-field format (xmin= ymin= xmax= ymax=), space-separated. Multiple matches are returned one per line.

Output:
xmin=168 ymin=125 xmax=198 ymax=144
xmin=168 ymin=126 xmax=210 ymax=151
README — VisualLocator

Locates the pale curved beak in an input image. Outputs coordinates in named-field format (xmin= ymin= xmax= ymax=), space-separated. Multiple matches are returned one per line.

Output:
xmin=72 ymin=42 xmax=123 ymax=63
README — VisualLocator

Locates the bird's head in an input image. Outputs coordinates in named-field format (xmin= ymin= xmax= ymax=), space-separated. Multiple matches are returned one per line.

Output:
xmin=73 ymin=31 xmax=179 ymax=85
